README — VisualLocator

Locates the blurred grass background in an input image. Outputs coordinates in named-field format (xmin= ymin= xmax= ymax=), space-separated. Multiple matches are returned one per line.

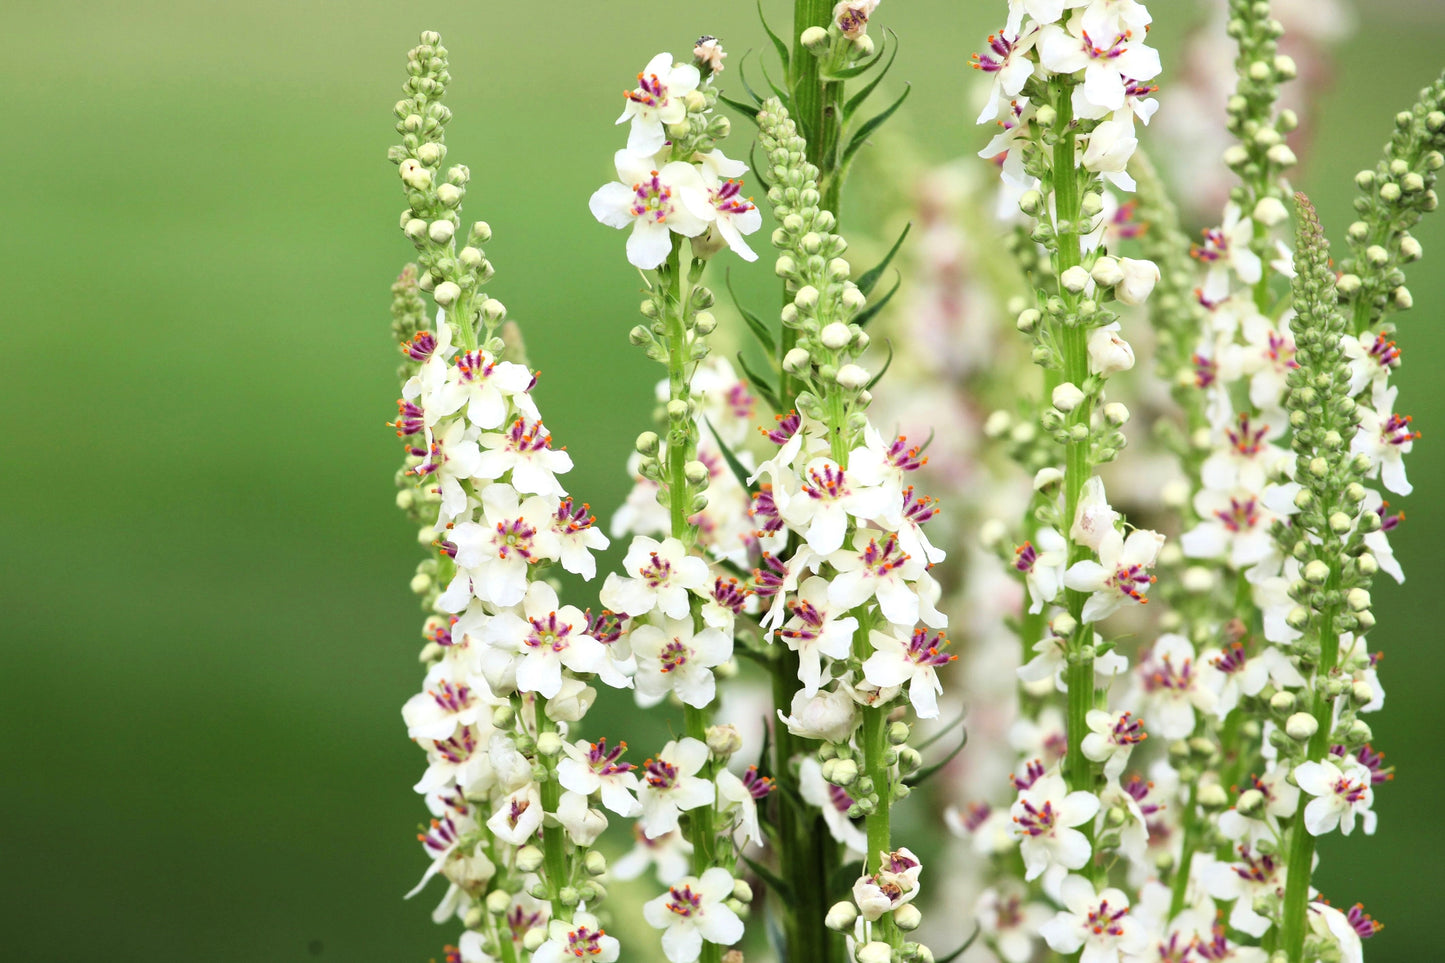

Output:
xmin=3 ymin=0 xmax=1443 ymax=959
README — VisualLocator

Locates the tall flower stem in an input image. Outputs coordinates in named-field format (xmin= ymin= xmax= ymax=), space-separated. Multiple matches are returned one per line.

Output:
xmin=535 ymin=698 xmax=574 ymax=924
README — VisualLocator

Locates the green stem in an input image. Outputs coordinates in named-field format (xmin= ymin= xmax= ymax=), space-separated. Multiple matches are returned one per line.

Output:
xmin=1278 ymin=595 xmax=1341 ymax=962
xmin=663 ymin=243 xmax=694 ymax=546
xmin=684 ymin=703 xmax=722 ymax=963
xmin=1169 ymin=781 xmax=1200 ymax=917
xmin=535 ymin=698 xmax=573 ymax=923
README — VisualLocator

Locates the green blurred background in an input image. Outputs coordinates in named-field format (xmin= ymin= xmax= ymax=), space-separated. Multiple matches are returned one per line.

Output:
xmin=3 ymin=1 xmax=1443 ymax=959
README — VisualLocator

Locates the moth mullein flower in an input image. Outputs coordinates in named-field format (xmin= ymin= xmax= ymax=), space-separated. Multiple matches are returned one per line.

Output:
xmin=600 ymin=535 xmax=711 ymax=620
xmin=1294 ymin=758 xmax=1378 ymax=836
xmin=1008 ymin=771 xmax=1100 ymax=881
xmin=533 ymin=913 xmax=621 ymax=963
xmin=643 ymin=868 xmax=746 ymax=963
xmin=589 ymin=150 xmax=711 ymax=269
xmin=630 ymin=616 xmax=733 ymax=709
xmin=636 ymin=738 xmax=715 ymax=838
xmin=1039 ymin=875 xmax=1148 ymax=963
xmin=1062 ymin=527 xmax=1165 ymax=622
xmin=616 ymin=52 xmax=701 ymax=154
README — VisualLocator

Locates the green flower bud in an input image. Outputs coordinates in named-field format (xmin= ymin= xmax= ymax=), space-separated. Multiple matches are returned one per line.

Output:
xmin=1285 ymin=712 xmax=1319 ymax=741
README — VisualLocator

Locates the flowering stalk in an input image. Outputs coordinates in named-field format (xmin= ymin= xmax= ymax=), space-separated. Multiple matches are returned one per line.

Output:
xmin=389 ymin=33 xmax=628 ymax=963
xmin=1338 ymin=72 xmax=1445 ymax=336
xmin=1274 ymin=194 xmax=1371 ymax=962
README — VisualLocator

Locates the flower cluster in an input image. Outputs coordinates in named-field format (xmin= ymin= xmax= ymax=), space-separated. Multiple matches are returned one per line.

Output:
xmin=388 ymin=34 xmax=631 ymax=962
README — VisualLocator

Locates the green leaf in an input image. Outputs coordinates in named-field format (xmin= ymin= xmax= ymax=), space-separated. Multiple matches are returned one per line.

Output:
xmin=936 ymin=926 xmax=983 ymax=963
xmin=760 ymin=56 xmax=790 ymax=104
xmin=737 ymin=52 xmax=766 ymax=106
xmin=718 ymin=92 xmax=760 ymax=121
xmin=841 ymin=82 xmax=912 ymax=168
xmin=705 ymin=416 xmax=760 ymax=498
xmin=904 ymin=721 xmax=969 ymax=787
xmin=915 ymin=710 xmax=967 ymax=750
xmin=842 ymin=31 xmax=899 ymax=120
xmin=757 ymin=0 xmax=791 ymax=73
xmin=853 ymin=272 xmax=901 ymax=328
xmin=857 ymin=221 xmax=911 ymax=297
xmin=736 ymin=351 xmax=783 ymax=413
xmin=749 ymin=143 xmax=773 ymax=192
xmin=727 ymin=268 xmax=776 ymax=353
xmin=742 ymin=852 xmax=794 ymax=902
xmin=865 ymin=340 xmax=894 ymax=390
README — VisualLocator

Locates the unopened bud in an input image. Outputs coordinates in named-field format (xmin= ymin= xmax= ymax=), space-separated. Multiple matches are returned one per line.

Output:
xmin=783 ymin=347 xmax=813 ymax=374
xmin=1285 ymin=712 xmax=1319 ymax=741
xmin=706 ymin=724 xmax=743 ymax=758
xmin=515 ymin=845 xmax=544 ymax=873
xmin=1060 ymin=265 xmax=1091 ymax=293
xmin=894 ymin=903 xmax=923 ymax=931
xmin=826 ymin=901 xmax=859 ymax=931
xmin=1052 ymin=382 xmax=1086 ymax=412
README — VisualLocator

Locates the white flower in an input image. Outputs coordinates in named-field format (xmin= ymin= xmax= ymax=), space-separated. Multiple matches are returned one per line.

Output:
xmin=852 ymin=849 xmax=923 ymax=920
xmin=558 ymin=737 xmax=643 ymax=817
xmin=600 ymin=536 xmax=711 ymax=620
xmin=486 ymin=783 xmax=543 ymax=846
xmin=827 ymin=533 xmax=934 ymax=627
xmin=589 ymin=150 xmax=712 ymax=269
xmin=442 ymin=484 xmax=557 ymax=610
xmin=716 ymin=766 xmax=769 ymax=846
xmin=1114 ymin=257 xmax=1159 ymax=305
xmin=1199 ymin=641 xmax=1304 ymax=717
xmin=1009 ymin=773 xmax=1099 ymax=881
xmin=1309 ymin=901 xmax=1368 ymax=963
xmin=1180 ymin=487 xmax=1279 ymax=570
xmin=616 ymin=53 xmax=701 ymax=154
xmin=975 ymin=884 xmax=1054 ymax=963
xmin=1014 ymin=527 xmax=1067 ymax=614
xmin=778 ymin=686 xmax=859 ymax=743
xmin=549 ymin=497 xmax=611 ymax=580
xmin=1202 ymin=843 xmax=1283 ymax=937
xmin=533 ymin=913 xmax=620 ymax=963
xmin=1196 ymin=204 xmax=1263 ymax=303
xmin=474 ymin=417 xmax=574 ymax=496
xmin=1237 ymin=311 xmax=1298 ymax=411
xmin=1037 ymin=22 xmax=1160 ymax=118
xmin=1200 ymin=411 xmax=1289 ymax=492
xmin=972 ymin=27 xmax=1041 ymax=124
xmin=643 ymin=867 xmax=746 ymax=962
xmin=431 ymin=349 xmax=536 ymax=430
xmin=1079 ymin=0 xmax=1152 ymax=40
xmin=1005 ymin=0 xmax=1086 ymax=35
xmin=637 ymin=738 xmax=716 ymax=839
xmin=1087 ymin=322 xmax=1135 ymax=375
xmin=1342 ymin=330 xmax=1401 ymax=408
xmin=779 ymin=457 xmax=891 ymax=554
xmin=1294 ymin=758 xmax=1377 ymax=836
xmin=1080 ymin=709 xmax=1146 ymax=779
xmin=799 ymin=756 xmax=868 ymax=852
xmin=862 ymin=627 xmax=955 ymax=718
xmin=411 ymin=417 xmax=483 ymax=529
xmin=1063 ymin=527 xmax=1164 ymax=622
xmin=1080 ymin=117 xmax=1139 ymax=190
xmin=612 ymin=824 xmax=693 ymax=885
xmin=631 ymin=616 xmax=733 ymax=709
xmin=1362 ymin=490 xmax=1406 ymax=583
xmin=402 ymin=662 xmax=482 ymax=741
xmin=1137 ymin=634 xmax=1217 ymax=740
xmin=479 ymin=582 xmax=608 ymax=698
xmin=556 ymin=790 xmax=608 ymax=845
xmin=699 ymin=168 xmax=762 ymax=261
xmin=1070 ymin=476 xmax=1120 ymax=550
xmin=414 ymin=726 xmax=489 ymax=796
xmin=1018 ymin=633 xmax=1129 ymax=692
xmin=777 ymin=576 xmax=858 ymax=696
xmin=1039 ymin=875 xmax=1147 ymax=963
xmin=1352 ymin=386 xmax=1417 ymax=495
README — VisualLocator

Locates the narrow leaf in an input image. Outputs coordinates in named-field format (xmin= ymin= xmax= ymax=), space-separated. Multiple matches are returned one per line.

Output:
xmin=915 ymin=710 xmax=967 ymax=750
xmin=865 ymin=340 xmax=894 ymax=390
xmin=705 ymin=416 xmax=760 ymax=497
xmin=904 ymin=722 xmax=969 ymax=787
xmin=842 ymin=82 xmax=912 ymax=168
xmin=719 ymin=93 xmax=761 ymax=121
xmin=749 ymin=143 xmax=773 ymax=192
xmin=936 ymin=926 xmax=983 ymax=963
xmin=737 ymin=52 xmax=765 ymax=106
xmin=854 ymin=272 xmax=901 ymax=328
xmin=842 ymin=32 xmax=899 ymax=121
xmin=823 ymin=30 xmax=891 ymax=80
xmin=757 ymin=0 xmax=791 ymax=72
xmin=736 ymin=351 xmax=783 ymax=412
xmin=742 ymin=852 xmax=794 ymax=902
xmin=760 ymin=56 xmax=790 ymax=103
xmin=857 ymin=221 xmax=911 ymax=297
xmin=727 ymin=268 xmax=776 ymax=353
